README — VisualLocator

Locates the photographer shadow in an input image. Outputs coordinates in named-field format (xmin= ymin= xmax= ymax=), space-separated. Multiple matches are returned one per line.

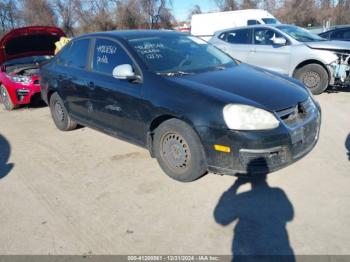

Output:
xmin=0 ymin=134 xmax=13 ymax=179
xmin=214 ymin=159 xmax=295 ymax=262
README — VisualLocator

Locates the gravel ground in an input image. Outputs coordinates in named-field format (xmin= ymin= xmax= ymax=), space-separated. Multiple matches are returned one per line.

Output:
xmin=0 ymin=88 xmax=349 ymax=256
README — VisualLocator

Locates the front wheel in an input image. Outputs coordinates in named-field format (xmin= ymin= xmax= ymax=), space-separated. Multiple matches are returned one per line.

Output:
xmin=294 ymin=64 xmax=329 ymax=95
xmin=49 ymin=92 xmax=77 ymax=131
xmin=154 ymin=119 xmax=208 ymax=182
xmin=0 ymin=85 xmax=15 ymax=111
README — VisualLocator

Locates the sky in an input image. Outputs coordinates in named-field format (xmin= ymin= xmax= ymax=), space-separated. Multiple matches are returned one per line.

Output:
xmin=171 ymin=0 xmax=218 ymax=21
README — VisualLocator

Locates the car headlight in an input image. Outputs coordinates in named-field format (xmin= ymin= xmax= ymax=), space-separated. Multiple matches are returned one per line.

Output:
xmin=223 ymin=104 xmax=280 ymax=130
xmin=7 ymin=75 xmax=32 ymax=85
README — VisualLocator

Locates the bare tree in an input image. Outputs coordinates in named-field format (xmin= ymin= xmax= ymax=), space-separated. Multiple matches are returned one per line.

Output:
xmin=241 ymin=0 xmax=258 ymax=9
xmin=261 ymin=0 xmax=277 ymax=11
xmin=53 ymin=0 xmax=81 ymax=36
xmin=332 ymin=0 xmax=350 ymax=24
xmin=187 ymin=4 xmax=202 ymax=20
xmin=141 ymin=0 xmax=174 ymax=29
xmin=214 ymin=0 xmax=239 ymax=11
xmin=0 ymin=0 xmax=19 ymax=35
xmin=274 ymin=0 xmax=316 ymax=26
xmin=4 ymin=0 xmax=350 ymax=35
xmin=319 ymin=0 xmax=332 ymax=8
xmin=20 ymin=0 xmax=57 ymax=26
xmin=158 ymin=5 xmax=175 ymax=28
xmin=117 ymin=0 xmax=146 ymax=29
xmin=75 ymin=0 xmax=117 ymax=33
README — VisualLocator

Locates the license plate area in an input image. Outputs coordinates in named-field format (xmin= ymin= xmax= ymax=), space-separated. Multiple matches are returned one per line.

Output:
xmin=291 ymin=127 xmax=305 ymax=145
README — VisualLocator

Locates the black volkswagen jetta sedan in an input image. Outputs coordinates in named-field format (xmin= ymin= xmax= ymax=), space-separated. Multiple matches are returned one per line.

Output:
xmin=40 ymin=30 xmax=321 ymax=182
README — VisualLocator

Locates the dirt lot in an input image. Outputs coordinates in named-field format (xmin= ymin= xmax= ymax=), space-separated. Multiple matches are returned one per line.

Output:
xmin=0 ymin=89 xmax=349 ymax=256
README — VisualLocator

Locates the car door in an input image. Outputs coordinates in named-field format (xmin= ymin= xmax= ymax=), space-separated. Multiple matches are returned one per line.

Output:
xmin=246 ymin=27 xmax=291 ymax=75
xmin=57 ymin=38 xmax=92 ymax=122
xmin=86 ymin=37 xmax=147 ymax=144
xmin=215 ymin=28 xmax=252 ymax=62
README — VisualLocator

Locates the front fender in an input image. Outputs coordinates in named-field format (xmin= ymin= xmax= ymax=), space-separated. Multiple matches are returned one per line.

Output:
xmin=289 ymin=48 xmax=338 ymax=77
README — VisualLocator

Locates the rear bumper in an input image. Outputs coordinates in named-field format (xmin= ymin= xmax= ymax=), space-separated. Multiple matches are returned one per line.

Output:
xmin=196 ymin=107 xmax=321 ymax=176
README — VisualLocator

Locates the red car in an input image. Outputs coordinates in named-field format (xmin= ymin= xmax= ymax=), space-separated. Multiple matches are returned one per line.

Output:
xmin=0 ymin=26 xmax=65 ymax=110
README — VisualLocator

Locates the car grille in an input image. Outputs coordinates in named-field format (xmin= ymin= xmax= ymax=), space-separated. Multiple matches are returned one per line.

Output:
xmin=290 ymin=115 xmax=320 ymax=159
xmin=276 ymin=97 xmax=316 ymax=128
xmin=277 ymin=97 xmax=320 ymax=159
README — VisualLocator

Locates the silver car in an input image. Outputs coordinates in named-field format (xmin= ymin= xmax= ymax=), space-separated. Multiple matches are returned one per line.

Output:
xmin=210 ymin=24 xmax=350 ymax=94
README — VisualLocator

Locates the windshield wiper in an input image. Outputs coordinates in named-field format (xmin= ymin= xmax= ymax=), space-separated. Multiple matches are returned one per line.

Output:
xmin=158 ymin=71 xmax=194 ymax=77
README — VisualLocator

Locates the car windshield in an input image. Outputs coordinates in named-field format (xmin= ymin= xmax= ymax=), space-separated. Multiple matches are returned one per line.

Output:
xmin=3 ymin=55 xmax=52 ymax=66
xmin=277 ymin=25 xmax=326 ymax=42
xmin=128 ymin=34 xmax=236 ymax=75
xmin=262 ymin=18 xmax=279 ymax=24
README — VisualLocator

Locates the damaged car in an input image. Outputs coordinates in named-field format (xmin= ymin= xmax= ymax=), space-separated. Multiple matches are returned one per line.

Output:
xmin=0 ymin=26 xmax=65 ymax=110
xmin=210 ymin=24 xmax=350 ymax=94
xmin=40 ymin=31 xmax=321 ymax=182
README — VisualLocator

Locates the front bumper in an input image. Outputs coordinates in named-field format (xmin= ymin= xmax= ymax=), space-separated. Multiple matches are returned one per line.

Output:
xmin=15 ymin=85 xmax=41 ymax=105
xmin=2 ymin=75 xmax=41 ymax=105
xmin=196 ymin=105 xmax=321 ymax=176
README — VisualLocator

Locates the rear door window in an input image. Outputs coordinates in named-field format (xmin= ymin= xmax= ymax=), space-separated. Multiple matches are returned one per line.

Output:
xmin=56 ymin=42 xmax=72 ymax=65
xmin=66 ymin=39 xmax=90 ymax=69
xmin=225 ymin=29 xmax=252 ymax=44
xmin=92 ymin=38 xmax=133 ymax=75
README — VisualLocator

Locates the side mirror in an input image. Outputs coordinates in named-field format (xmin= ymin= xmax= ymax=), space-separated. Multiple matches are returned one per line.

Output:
xmin=112 ymin=64 xmax=140 ymax=81
xmin=273 ymin=37 xmax=287 ymax=46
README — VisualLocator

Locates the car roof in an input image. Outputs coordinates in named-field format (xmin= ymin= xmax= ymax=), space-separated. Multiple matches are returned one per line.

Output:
xmin=214 ymin=24 xmax=293 ymax=35
xmin=74 ymin=30 xmax=184 ymax=41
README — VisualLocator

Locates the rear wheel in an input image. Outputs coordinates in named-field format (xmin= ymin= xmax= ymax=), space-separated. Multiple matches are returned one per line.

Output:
xmin=154 ymin=119 xmax=208 ymax=182
xmin=49 ymin=92 xmax=77 ymax=131
xmin=294 ymin=64 xmax=329 ymax=95
xmin=0 ymin=85 xmax=15 ymax=111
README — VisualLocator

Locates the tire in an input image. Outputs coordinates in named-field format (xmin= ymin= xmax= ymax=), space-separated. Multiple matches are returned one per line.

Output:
xmin=0 ymin=85 xmax=15 ymax=111
xmin=294 ymin=64 xmax=329 ymax=95
xmin=153 ymin=119 xmax=208 ymax=182
xmin=49 ymin=92 xmax=77 ymax=131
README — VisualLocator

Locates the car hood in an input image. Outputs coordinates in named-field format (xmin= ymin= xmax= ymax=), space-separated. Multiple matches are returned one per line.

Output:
xmin=305 ymin=40 xmax=350 ymax=51
xmin=0 ymin=26 xmax=65 ymax=65
xmin=167 ymin=64 xmax=308 ymax=112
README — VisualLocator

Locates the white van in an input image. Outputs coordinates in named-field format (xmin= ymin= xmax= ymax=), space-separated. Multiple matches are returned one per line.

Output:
xmin=191 ymin=9 xmax=280 ymax=41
